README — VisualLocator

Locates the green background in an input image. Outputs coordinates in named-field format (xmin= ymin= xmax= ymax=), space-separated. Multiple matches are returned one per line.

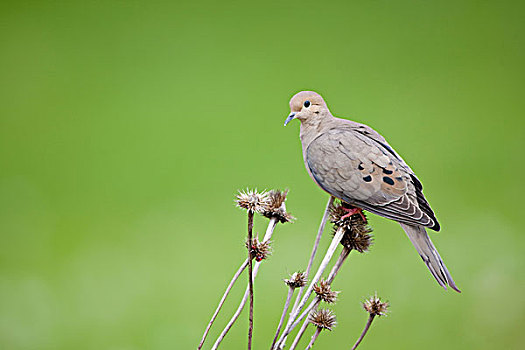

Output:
xmin=1 ymin=1 xmax=524 ymax=349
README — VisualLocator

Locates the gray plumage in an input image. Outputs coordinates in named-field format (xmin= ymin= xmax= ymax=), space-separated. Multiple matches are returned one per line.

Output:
xmin=285 ymin=91 xmax=459 ymax=292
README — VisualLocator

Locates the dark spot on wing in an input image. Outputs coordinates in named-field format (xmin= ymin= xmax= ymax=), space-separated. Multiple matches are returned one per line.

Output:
xmin=383 ymin=176 xmax=395 ymax=185
xmin=363 ymin=175 xmax=372 ymax=182
xmin=358 ymin=163 xmax=364 ymax=170
xmin=383 ymin=168 xmax=393 ymax=175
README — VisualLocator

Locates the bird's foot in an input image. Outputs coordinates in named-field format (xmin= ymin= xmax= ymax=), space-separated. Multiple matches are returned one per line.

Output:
xmin=341 ymin=207 xmax=367 ymax=223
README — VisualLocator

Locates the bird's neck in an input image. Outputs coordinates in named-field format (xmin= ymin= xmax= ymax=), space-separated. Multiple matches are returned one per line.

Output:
xmin=299 ymin=113 xmax=333 ymax=149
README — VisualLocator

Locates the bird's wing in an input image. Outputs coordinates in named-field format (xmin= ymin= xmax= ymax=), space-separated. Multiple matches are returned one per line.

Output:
xmin=306 ymin=127 xmax=440 ymax=230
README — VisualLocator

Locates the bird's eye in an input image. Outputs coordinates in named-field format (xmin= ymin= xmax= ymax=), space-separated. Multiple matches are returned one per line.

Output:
xmin=303 ymin=100 xmax=311 ymax=108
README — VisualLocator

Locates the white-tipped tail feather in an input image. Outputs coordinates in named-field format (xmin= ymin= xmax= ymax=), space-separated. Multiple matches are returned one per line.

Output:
xmin=400 ymin=223 xmax=460 ymax=292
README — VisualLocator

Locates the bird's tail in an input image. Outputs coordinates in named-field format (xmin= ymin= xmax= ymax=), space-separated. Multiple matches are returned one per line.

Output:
xmin=399 ymin=223 xmax=460 ymax=292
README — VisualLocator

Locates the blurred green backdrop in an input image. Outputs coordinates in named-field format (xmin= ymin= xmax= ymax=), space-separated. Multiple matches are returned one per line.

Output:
xmin=1 ymin=0 xmax=524 ymax=349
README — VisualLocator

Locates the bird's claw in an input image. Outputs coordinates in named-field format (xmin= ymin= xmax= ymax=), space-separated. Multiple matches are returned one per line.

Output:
xmin=341 ymin=207 xmax=367 ymax=223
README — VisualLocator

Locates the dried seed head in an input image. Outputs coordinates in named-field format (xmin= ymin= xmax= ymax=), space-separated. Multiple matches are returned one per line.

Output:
xmin=329 ymin=202 xmax=354 ymax=228
xmin=330 ymin=202 xmax=374 ymax=253
xmin=340 ymin=229 xmax=374 ymax=253
xmin=329 ymin=202 xmax=367 ymax=230
xmin=284 ymin=272 xmax=308 ymax=289
xmin=245 ymin=236 xmax=271 ymax=262
xmin=236 ymin=189 xmax=269 ymax=214
xmin=313 ymin=279 xmax=339 ymax=304
xmin=309 ymin=308 xmax=337 ymax=331
xmin=363 ymin=293 xmax=389 ymax=317
xmin=267 ymin=189 xmax=287 ymax=208
xmin=262 ymin=189 xmax=295 ymax=223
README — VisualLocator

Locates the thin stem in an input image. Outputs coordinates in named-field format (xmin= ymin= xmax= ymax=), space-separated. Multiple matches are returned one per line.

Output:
xmin=327 ymin=247 xmax=351 ymax=284
xmin=292 ymin=245 xmax=347 ymax=329
xmin=276 ymin=226 xmax=345 ymax=349
xmin=289 ymin=300 xmax=320 ymax=350
xmin=211 ymin=217 xmax=278 ymax=350
xmin=279 ymin=245 xmax=352 ymax=349
xmin=351 ymin=315 xmax=376 ymax=350
xmin=290 ymin=299 xmax=319 ymax=336
xmin=281 ymin=197 xmax=332 ymax=350
xmin=211 ymin=288 xmax=248 ymax=350
xmin=287 ymin=247 xmax=351 ymax=349
xmin=292 ymin=196 xmax=334 ymax=313
xmin=198 ymin=259 xmax=249 ymax=349
xmin=270 ymin=287 xmax=294 ymax=349
xmin=264 ymin=217 xmax=279 ymax=241
xmin=247 ymin=211 xmax=254 ymax=350
xmin=305 ymin=328 xmax=322 ymax=350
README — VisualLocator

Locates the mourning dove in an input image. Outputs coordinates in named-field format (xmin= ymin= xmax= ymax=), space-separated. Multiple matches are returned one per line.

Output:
xmin=284 ymin=91 xmax=460 ymax=292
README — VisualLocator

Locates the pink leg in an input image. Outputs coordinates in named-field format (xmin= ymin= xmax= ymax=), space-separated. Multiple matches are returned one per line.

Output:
xmin=341 ymin=207 xmax=367 ymax=223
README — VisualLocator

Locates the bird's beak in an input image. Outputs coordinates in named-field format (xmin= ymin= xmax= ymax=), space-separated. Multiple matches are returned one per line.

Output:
xmin=284 ymin=113 xmax=296 ymax=126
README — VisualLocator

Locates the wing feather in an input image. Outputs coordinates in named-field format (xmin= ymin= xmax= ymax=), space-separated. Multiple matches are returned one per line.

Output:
xmin=306 ymin=127 xmax=440 ymax=230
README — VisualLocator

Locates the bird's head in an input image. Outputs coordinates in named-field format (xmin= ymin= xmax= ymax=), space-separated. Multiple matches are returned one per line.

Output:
xmin=284 ymin=91 xmax=329 ymax=126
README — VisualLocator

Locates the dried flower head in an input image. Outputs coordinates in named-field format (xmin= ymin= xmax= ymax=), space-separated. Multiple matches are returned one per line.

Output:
xmin=245 ymin=236 xmax=271 ymax=262
xmin=284 ymin=272 xmax=308 ymax=289
xmin=313 ymin=279 xmax=339 ymax=304
xmin=309 ymin=308 xmax=337 ymax=331
xmin=330 ymin=202 xmax=374 ymax=252
xmin=340 ymin=229 xmax=374 ymax=253
xmin=330 ymin=202 xmax=367 ymax=229
xmin=262 ymin=189 xmax=295 ymax=223
xmin=363 ymin=293 xmax=389 ymax=317
xmin=236 ymin=189 xmax=269 ymax=213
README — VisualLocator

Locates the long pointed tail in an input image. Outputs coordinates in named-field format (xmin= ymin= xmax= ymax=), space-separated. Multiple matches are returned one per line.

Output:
xmin=399 ymin=223 xmax=460 ymax=293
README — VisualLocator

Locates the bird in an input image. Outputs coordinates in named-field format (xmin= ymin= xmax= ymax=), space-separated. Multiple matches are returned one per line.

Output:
xmin=284 ymin=91 xmax=460 ymax=292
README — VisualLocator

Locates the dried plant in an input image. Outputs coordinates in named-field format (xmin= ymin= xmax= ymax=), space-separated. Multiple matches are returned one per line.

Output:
xmin=330 ymin=202 xmax=373 ymax=253
xmin=204 ymin=189 xmax=292 ymax=350
xmin=270 ymin=272 xmax=308 ymax=349
xmin=263 ymin=189 xmax=295 ymax=223
xmin=245 ymin=199 xmax=257 ymax=349
xmin=197 ymin=259 xmax=248 ymax=350
xmin=363 ymin=293 xmax=389 ymax=317
xmin=351 ymin=293 xmax=389 ymax=350
xmin=275 ymin=201 xmax=375 ymax=349
xmin=292 ymin=197 xmax=334 ymax=314
xmin=285 ymin=272 xmax=308 ymax=289
xmin=236 ymin=189 xmax=269 ymax=214
xmin=313 ymin=279 xmax=339 ymax=304
xmin=310 ymin=308 xmax=337 ymax=331
xmin=288 ymin=277 xmax=340 ymax=349
xmin=200 ymin=189 xmax=391 ymax=350
xmin=246 ymin=236 xmax=272 ymax=262
xmin=306 ymin=309 xmax=337 ymax=349
xmin=275 ymin=225 xmax=346 ymax=349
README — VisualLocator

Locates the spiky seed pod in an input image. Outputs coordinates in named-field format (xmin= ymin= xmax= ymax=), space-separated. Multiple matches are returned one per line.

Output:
xmin=309 ymin=309 xmax=337 ymax=331
xmin=363 ymin=293 xmax=389 ymax=317
xmin=236 ymin=189 xmax=269 ymax=214
xmin=330 ymin=202 xmax=374 ymax=252
xmin=329 ymin=202 xmax=367 ymax=230
xmin=340 ymin=229 xmax=374 ymax=253
xmin=329 ymin=202 xmax=356 ymax=229
xmin=284 ymin=272 xmax=308 ymax=289
xmin=262 ymin=189 xmax=295 ymax=223
xmin=266 ymin=189 xmax=287 ymax=209
xmin=313 ymin=279 xmax=339 ymax=304
xmin=245 ymin=236 xmax=271 ymax=262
